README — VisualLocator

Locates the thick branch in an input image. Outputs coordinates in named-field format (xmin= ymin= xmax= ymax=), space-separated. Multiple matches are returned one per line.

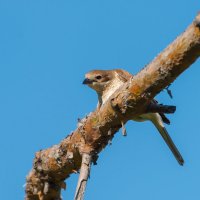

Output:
xmin=25 ymin=14 xmax=200 ymax=200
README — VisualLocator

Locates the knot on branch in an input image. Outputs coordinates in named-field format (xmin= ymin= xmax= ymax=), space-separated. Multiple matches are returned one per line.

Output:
xmin=110 ymin=92 xmax=131 ymax=115
xmin=110 ymin=97 xmax=121 ymax=112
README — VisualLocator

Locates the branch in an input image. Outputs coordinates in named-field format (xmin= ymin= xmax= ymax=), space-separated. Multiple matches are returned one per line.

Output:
xmin=25 ymin=14 xmax=200 ymax=200
xmin=74 ymin=153 xmax=92 ymax=200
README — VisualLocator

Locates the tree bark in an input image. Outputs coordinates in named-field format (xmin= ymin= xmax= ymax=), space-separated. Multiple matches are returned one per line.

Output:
xmin=25 ymin=14 xmax=200 ymax=200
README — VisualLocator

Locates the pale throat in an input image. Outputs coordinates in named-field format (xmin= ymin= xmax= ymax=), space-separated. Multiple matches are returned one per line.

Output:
xmin=101 ymin=78 xmax=124 ymax=105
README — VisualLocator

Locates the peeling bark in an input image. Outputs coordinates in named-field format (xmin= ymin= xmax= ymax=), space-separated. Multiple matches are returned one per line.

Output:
xmin=25 ymin=14 xmax=200 ymax=200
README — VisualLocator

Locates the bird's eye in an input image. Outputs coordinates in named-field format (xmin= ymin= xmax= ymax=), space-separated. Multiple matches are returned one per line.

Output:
xmin=96 ymin=75 xmax=102 ymax=80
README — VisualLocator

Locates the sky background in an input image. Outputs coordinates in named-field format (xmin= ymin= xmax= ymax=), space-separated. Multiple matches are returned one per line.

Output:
xmin=0 ymin=0 xmax=200 ymax=199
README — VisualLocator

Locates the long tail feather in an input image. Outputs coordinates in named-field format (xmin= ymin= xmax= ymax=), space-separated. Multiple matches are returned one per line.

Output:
xmin=152 ymin=119 xmax=184 ymax=166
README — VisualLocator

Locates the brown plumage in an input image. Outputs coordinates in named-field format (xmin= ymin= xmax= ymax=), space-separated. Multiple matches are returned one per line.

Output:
xmin=83 ymin=69 xmax=184 ymax=165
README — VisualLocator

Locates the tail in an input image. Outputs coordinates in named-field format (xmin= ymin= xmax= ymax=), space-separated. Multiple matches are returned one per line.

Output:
xmin=151 ymin=114 xmax=184 ymax=166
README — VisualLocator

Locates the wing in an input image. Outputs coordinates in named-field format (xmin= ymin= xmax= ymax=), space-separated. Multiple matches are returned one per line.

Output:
xmin=150 ymin=99 xmax=174 ymax=124
xmin=114 ymin=69 xmax=174 ymax=126
xmin=159 ymin=113 xmax=170 ymax=125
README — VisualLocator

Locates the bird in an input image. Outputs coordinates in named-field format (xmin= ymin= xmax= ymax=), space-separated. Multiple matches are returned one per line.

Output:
xmin=82 ymin=69 xmax=184 ymax=166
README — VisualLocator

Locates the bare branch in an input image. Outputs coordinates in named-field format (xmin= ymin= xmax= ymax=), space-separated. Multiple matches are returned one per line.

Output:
xmin=25 ymin=14 xmax=200 ymax=200
xmin=74 ymin=153 xmax=92 ymax=200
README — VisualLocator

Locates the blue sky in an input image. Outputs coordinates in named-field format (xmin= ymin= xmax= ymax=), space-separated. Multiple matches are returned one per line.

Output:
xmin=0 ymin=0 xmax=200 ymax=199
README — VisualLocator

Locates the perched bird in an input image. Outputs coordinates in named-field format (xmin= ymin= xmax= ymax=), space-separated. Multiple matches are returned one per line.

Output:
xmin=83 ymin=69 xmax=184 ymax=165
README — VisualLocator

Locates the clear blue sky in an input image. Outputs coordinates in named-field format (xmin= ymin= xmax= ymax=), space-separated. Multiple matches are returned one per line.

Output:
xmin=0 ymin=1 xmax=200 ymax=199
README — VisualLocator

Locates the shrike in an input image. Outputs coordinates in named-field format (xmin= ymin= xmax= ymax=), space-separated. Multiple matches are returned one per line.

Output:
xmin=82 ymin=69 xmax=184 ymax=165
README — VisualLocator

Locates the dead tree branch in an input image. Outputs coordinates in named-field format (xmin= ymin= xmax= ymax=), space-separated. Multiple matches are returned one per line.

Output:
xmin=74 ymin=153 xmax=92 ymax=200
xmin=25 ymin=14 xmax=200 ymax=200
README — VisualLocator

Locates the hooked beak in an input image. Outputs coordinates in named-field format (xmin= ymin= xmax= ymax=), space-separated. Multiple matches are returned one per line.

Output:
xmin=82 ymin=78 xmax=94 ymax=85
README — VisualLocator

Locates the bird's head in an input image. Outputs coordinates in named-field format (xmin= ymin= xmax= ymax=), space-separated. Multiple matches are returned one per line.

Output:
xmin=82 ymin=70 xmax=115 ymax=93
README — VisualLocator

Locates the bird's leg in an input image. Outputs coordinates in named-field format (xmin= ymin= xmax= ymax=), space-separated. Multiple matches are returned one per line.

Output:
xmin=74 ymin=153 xmax=92 ymax=200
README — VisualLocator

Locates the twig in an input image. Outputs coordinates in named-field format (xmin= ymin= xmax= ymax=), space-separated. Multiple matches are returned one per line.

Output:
xmin=121 ymin=121 xmax=127 ymax=136
xmin=74 ymin=153 xmax=92 ymax=200
xmin=165 ymin=84 xmax=173 ymax=99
